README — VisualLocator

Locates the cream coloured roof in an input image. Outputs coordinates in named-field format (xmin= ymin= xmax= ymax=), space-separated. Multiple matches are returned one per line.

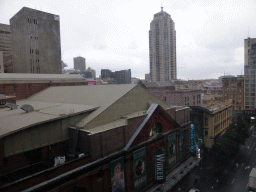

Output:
xmin=27 ymin=84 xmax=137 ymax=127
xmin=28 ymin=84 xmax=136 ymax=105
xmin=0 ymin=100 xmax=98 ymax=138
xmin=0 ymin=84 xmax=172 ymax=137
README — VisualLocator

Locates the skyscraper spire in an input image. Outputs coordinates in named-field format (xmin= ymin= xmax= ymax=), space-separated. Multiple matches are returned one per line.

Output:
xmin=161 ymin=4 xmax=163 ymax=12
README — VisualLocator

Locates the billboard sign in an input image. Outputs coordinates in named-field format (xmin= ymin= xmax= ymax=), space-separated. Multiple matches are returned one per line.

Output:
xmin=87 ymin=81 xmax=96 ymax=85
xmin=110 ymin=157 xmax=125 ymax=192
xmin=191 ymin=124 xmax=195 ymax=153
xmin=154 ymin=150 xmax=166 ymax=182
xmin=133 ymin=147 xmax=147 ymax=192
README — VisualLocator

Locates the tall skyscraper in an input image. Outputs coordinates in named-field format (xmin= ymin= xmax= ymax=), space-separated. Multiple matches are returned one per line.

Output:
xmin=10 ymin=7 xmax=62 ymax=74
xmin=149 ymin=7 xmax=176 ymax=82
xmin=244 ymin=37 xmax=256 ymax=114
xmin=74 ymin=56 xmax=86 ymax=72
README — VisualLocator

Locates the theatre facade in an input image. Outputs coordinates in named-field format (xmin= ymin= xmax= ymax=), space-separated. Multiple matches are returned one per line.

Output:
xmin=0 ymin=84 xmax=192 ymax=192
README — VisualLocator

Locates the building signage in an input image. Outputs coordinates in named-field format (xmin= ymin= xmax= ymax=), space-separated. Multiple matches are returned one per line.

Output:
xmin=167 ymin=133 xmax=176 ymax=169
xmin=154 ymin=151 xmax=166 ymax=182
xmin=87 ymin=81 xmax=96 ymax=85
xmin=190 ymin=124 xmax=195 ymax=153
xmin=180 ymin=129 xmax=186 ymax=160
xmin=133 ymin=147 xmax=147 ymax=192
xmin=110 ymin=157 xmax=125 ymax=192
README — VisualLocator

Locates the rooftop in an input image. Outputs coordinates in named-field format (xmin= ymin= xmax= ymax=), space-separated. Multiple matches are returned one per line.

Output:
xmin=0 ymin=73 xmax=85 ymax=83
xmin=0 ymin=100 xmax=98 ymax=138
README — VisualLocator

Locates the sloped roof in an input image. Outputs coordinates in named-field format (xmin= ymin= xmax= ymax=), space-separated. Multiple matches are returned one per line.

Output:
xmin=0 ymin=100 xmax=97 ymax=138
xmin=28 ymin=84 xmax=136 ymax=106
xmin=124 ymin=103 xmax=180 ymax=151
xmin=27 ymin=84 xmax=138 ymax=127
xmin=0 ymin=84 xmax=172 ymax=137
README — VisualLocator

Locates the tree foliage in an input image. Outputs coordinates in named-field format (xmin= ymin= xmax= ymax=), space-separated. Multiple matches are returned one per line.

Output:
xmin=210 ymin=115 xmax=248 ymax=170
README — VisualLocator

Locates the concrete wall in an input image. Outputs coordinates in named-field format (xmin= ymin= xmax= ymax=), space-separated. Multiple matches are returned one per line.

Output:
xmin=10 ymin=7 xmax=61 ymax=74
xmin=0 ymin=51 xmax=3 ymax=73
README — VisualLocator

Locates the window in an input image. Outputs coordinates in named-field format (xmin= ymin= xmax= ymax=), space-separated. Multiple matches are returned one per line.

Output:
xmin=149 ymin=122 xmax=162 ymax=136
xmin=205 ymin=118 xmax=208 ymax=125
xmin=205 ymin=130 xmax=208 ymax=136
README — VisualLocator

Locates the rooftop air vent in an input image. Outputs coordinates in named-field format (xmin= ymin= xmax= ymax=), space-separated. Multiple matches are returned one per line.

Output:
xmin=5 ymin=103 xmax=18 ymax=110
xmin=19 ymin=104 xmax=34 ymax=113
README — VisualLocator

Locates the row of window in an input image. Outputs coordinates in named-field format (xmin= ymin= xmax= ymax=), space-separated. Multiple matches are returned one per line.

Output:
xmin=28 ymin=17 xmax=38 ymax=25
xmin=30 ymin=49 xmax=39 ymax=55
xmin=245 ymin=106 xmax=255 ymax=110
xmin=0 ymin=30 xmax=11 ymax=34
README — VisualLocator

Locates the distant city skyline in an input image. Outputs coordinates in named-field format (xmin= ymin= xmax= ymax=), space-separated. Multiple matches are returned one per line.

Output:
xmin=0 ymin=0 xmax=255 ymax=79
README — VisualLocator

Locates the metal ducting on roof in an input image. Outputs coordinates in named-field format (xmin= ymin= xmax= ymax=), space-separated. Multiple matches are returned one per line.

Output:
xmin=19 ymin=104 xmax=34 ymax=113
xmin=5 ymin=103 xmax=18 ymax=110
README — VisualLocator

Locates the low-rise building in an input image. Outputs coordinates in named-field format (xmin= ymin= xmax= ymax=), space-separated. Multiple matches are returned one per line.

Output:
xmin=191 ymin=99 xmax=233 ymax=149
xmin=140 ymin=81 xmax=201 ymax=107
xmin=0 ymin=73 xmax=86 ymax=99
xmin=0 ymin=84 xmax=196 ymax=192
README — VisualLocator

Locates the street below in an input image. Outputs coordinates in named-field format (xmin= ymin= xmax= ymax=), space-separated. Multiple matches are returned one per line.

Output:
xmin=196 ymin=133 xmax=256 ymax=192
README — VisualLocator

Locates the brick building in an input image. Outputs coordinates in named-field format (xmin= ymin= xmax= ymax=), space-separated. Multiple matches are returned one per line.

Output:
xmin=0 ymin=84 xmax=198 ymax=192
xmin=222 ymin=75 xmax=244 ymax=111
xmin=203 ymin=85 xmax=222 ymax=95
xmin=140 ymin=81 xmax=201 ymax=107
xmin=0 ymin=73 xmax=86 ymax=100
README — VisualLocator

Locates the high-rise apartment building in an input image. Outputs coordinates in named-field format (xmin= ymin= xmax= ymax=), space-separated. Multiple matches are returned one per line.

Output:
xmin=10 ymin=7 xmax=62 ymax=74
xmin=149 ymin=7 xmax=176 ymax=82
xmin=101 ymin=69 xmax=115 ymax=79
xmin=115 ymin=69 xmax=131 ymax=84
xmin=74 ymin=56 xmax=86 ymax=72
xmin=244 ymin=38 xmax=256 ymax=114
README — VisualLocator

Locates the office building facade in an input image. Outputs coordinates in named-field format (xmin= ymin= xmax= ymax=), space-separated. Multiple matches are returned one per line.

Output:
xmin=222 ymin=75 xmax=244 ymax=111
xmin=115 ymin=69 xmax=131 ymax=84
xmin=10 ymin=7 xmax=62 ymax=74
xmin=244 ymin=38 xmax=256 ymax=114
xmin=0 ymin=24 xmax=12 ymax=73
xmin=101 ymin=69 xmax=115 ymax=79
xmin=149 ymin=7 xmax=176 ymax=82
xmin=73 ymin=56 xmax=86 ymax=72
xmin=0 ymin=24 xmax=12 ymax=57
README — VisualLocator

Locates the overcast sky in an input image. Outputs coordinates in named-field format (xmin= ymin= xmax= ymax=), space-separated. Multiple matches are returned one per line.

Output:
xmin=1 ymin=0 xmax=256 ymax=80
